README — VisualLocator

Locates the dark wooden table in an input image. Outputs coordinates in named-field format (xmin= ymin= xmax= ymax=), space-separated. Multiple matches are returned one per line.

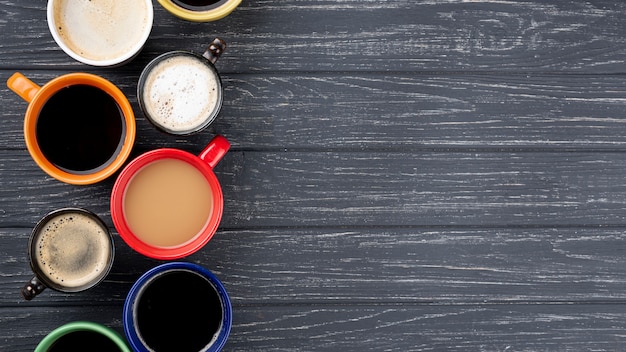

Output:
xmin=3 ymin=1 xmax=626 ymax=350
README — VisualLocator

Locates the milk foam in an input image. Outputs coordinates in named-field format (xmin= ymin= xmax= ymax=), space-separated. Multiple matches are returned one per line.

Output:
xmin=142 ymin=55 xmax=220 ymax=133
xmin=34 ymin=212 xmax=111 ymax=288
xmin=53 ymin=0 xmax=149 ymax=61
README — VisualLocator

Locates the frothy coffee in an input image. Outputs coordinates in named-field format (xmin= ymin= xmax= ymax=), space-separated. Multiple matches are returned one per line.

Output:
xmin=52 ymin=0 xmax=150 ymax=62
xmin=141 ymin=54 xmax=221 ymax=133
xmin=33 ymin=212 xmax=112 ymax=289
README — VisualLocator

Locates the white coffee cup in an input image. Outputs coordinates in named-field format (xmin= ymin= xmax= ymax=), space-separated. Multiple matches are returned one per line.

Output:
xmin=47 ymin=0 xmax=154 ymax=67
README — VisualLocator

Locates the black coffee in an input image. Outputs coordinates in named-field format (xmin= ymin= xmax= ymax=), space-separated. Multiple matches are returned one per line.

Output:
xmin=48 ymin=330 xmax=121 ymax=352
xmin=36 ymin=84 xmax=124 ymax=173
xmin=171 ymin=0 xmax=225 ymax=11
xmin=136 ymin=270 xmax=223 ymax=352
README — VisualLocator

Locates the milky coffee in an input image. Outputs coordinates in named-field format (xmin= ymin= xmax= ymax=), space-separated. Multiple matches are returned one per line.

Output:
xmin=141 ymin=54 xmax=221 ymax=134
xmin=123 ymin=158 xmax=214 ymax=248
xmin=33 ymin=212 xmax=112 ymax=289
xmin=52 ymin=0 xmax=150 ymax=62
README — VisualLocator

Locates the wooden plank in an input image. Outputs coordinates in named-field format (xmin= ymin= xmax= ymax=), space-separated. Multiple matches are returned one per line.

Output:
xmin=217 ymin=73 xmax=626 ymax=150
xmin=1 ymin=304 xmax=626 ymax=351
xmin=2 ymin=151 xmax=626 ymax=227
xmin=1 ymin=1 xmax=626 ymax=73
xmin=3 ymin=227 xmax=626 ymax=305
xmin=229 ymin=304 xmax=626 ymax=351
xmin=3 ymin=1 xmax=626 ymax=350
xmin=4 ymin=72 xmax=626 ymax=150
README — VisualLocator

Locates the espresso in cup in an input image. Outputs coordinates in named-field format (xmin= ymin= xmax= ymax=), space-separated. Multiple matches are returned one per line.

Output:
xmin=136 ymin=269 xmax=223 ymax=350
xmin=35 ymin=321 xmax=131 ymax=352
xmin=22 ymin=208 xmax=114 ymax=300
xmin=34 ymin=211 xmax=112 ymax=288
xmin=48 ymin=0 xmax=153 ymax=66
xmin=124 ymin=262 xmax=232 ymax=352
xmin=47 ymin=330 xmax=122 ymax=352
xmin=171 ymin=0 xmax=228 ymax=11
xmin=37 ymin=84 xmax=124 ymax=173
xmin=138 ymin=39 xmax=225 ymax=135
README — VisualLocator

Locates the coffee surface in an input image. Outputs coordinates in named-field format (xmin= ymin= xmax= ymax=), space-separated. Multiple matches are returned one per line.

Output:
xmin=36 ymin=84 xmax=124 ymax=173
xmin=53 ymin=0 xmax=149 ymax=61
xmin=136 ymin=270 xmax=223 ymax=351
xmin=34 ymin=212 xmax=111 ymax=289
xmin=123 ymin=158 xmax=214 ymax=248
xmin=48 ymin=330 xmax=121 ymax=352
xmin=171 ymin=0 xmax=225 ymax=11
xmin=141 ymin=54 xmax=220 ymax=133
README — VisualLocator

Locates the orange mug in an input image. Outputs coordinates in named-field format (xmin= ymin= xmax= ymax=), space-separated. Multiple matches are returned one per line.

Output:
xmin=6 ymin=72 xmax=136 ymax=185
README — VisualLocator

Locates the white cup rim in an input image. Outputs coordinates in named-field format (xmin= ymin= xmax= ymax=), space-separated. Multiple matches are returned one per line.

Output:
xmin=46 ymin=0 xmax=154 ymax=67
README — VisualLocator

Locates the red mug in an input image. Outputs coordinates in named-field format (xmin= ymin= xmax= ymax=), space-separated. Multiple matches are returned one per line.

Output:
xmin=111 ymin=135 xmax=230 ymax=260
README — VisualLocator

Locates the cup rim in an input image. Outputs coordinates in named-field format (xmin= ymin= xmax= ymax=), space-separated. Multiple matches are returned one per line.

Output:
xmin=28 ymin=207 xmax=115 ymax=293
xmin=23 ymin=72 xmax=136 ymax=185
xmin=157 ymin=0 xmax=241 ymax=22
xmin=137 ymin=50 xmax=224 ymax=136
xmin=46 ymin=0 xmax=154 ymax=66
xmin=123 ymin=262 xmax=232 ymax=352
xmin=35 ymin=321 xmax=131 ymax=352
xmin=110 ymin=148 xmax=224 ymax=260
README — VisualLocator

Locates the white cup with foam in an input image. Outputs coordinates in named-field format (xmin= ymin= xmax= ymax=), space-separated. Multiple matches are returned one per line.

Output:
xmin=47 ymin=0 xmax=153 ymax=67
xmin=137 ymin=38 xmax=227 ymax=135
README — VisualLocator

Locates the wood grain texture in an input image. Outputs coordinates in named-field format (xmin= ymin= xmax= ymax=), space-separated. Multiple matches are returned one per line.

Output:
xmin=2 ymin=0 xmax=626 ymax=350
xmin=1 ymin=1 xmax=626 ymax=73
xmin=2 ymin=151 xmax=626 ymax=227
xmin=3 ymin=227 xmax=626 ymax=305
xmin=2 ymin=304 xmax=626 ymax=351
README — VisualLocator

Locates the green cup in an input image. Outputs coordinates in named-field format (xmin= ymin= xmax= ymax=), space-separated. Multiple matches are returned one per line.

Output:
xmin=35 ymin=321 xmax=130 ymax=352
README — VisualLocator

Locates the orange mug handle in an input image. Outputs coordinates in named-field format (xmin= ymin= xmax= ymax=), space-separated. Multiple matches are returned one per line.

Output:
xmin=7 ymin=72 xmax=40 ymax=102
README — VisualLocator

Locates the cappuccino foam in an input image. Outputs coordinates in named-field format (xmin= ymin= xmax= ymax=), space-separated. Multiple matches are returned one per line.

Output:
xmin=142 ymin=55 xmax=221 ymax=133
xmin=52 ymin=0 xmax=150 ymax=62
xmin=34 ymin=212 xmax=111 ymax=289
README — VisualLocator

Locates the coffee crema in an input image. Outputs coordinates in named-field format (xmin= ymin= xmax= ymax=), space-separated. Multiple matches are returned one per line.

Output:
xmin=52 ymin=0 xmax=150 ymax=61
xmin=141 ymin=54 xmax=221 ymax=134
xmin=123 ymin=158 xmax=214 ymax=248
xmin=33 ymin=212 xmax=112 ymax=289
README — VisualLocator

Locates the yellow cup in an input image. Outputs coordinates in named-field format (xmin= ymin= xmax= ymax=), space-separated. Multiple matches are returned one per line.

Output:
xmin=157 ymin=0 xmax=241 ymax=22
xmin=6 ymin=72 xmax=136 ymax=185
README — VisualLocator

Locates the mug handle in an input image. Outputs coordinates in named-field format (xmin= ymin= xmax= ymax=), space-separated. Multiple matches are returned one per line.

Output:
xmin=202 ymin=38 xmax=226 ymax=65
xmin=7 ymin=72 xmax=40 ymax=102
xmin=199 ymin=135 xmax=230 ymax=169
xmin=21 ymin=276 xmax=46 ymax=301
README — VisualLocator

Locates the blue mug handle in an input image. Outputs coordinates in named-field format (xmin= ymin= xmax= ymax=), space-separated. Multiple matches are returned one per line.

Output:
xmin=123 ymin=262 xmax=232 ymax=352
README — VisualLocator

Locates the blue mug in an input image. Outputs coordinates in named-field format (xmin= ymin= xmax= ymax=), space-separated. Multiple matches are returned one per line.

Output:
xmin=123 ymin=262 xmax=232 ymax=352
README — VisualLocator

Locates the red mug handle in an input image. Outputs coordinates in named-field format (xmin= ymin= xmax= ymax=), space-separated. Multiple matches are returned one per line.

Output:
xmin=199 ymin=135 xmax=230 ymax=169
